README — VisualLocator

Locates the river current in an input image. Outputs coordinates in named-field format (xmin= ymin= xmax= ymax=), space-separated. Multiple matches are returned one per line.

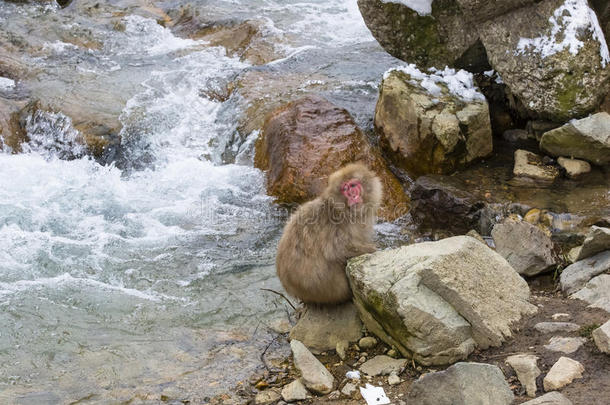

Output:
xmin=0 ymin=0 xmax=406 ymax=402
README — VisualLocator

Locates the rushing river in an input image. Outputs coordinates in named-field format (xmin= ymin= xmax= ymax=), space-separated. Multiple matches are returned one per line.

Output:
xmin=0 ymin=0 xmax=405 ymax=403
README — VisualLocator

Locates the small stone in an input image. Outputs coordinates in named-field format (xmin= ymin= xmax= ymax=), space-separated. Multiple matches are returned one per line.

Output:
xmin=544 ymin=337 xmax=586 ymax=354
xmin=358 ymin=336 xmax=377 ymax=350
xmin=520 ymin=392 xmax=573 ymax=405
xmin=281 ymin=379 xmax=308 ymax=403
xmin=557 ymin=157 xmax=591 ymax=178
xmin=543 ymin=357 xmax=584 ymax=391
xmin=254 ymin=389 xmax=281 ymax=405
xmin=513 ymin=149 xmax=559 ymax=184
xmin=361 ymin=352 xmax=368 ymax=358
xmin=388 ymin=372 xmax=401 ymax=385
xmin=290 ymin=339 xmax=335 ymax=395
xmin=336 ymin=340 xmax=349 ymax=361
xmin=551 ymin=313 xmax=571 ymax=321
xmin=505 ymin=354 xmax=540 ymax=397
xmin=524 ymin=208 xmax=541 ymax=224
xmin=566 ymin=246 xmax=581 ymax=264
xmin=534 ymin=322 xmax=580 ymax=334
xmin=360 ymin=355 xmax=407 ymax=376
xmin=387 ymin=349 xmax=399 ymax=358
xmin=592 ymin=320 xmax=610 ymax=354
xmin=358 ymin=356 xmax=366 ymax=363
xmin=341 ymin=382 xmax=357 ymax=397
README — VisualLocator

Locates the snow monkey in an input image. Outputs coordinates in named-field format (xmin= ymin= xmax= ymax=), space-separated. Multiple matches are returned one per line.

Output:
xmin=276 ymin=163 xmax=382 ymax=305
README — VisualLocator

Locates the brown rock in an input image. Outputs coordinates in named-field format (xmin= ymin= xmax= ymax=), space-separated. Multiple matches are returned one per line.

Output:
xmin=254 ymin=95 xmax=409 ymax=221
xmin=0 ymin=97 xmax=28 ymax=152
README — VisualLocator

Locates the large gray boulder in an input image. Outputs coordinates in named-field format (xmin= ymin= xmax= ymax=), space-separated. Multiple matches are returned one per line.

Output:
xmin=540 ymin=113 xmax=610 ymax=165
xmin=346 ymin=236 xmax=536 ymax=365
xmin=560 ymin=250 xmax=610 ymax=295
xmin=576 ymin=226 xmax=610 ymax=260
xmin=479 ymin=0 xmax=610 ymax=122
xmin=375 ymin=67 xmax=492 ymax=177
xmin=491 ymin=217 xmax=558 ymax=276
xmin=406 ymin=362 xmax=514 ymax=405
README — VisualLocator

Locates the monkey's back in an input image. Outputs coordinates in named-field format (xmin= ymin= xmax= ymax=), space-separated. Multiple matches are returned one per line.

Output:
xmin=276 ymin=198 xmax=373 ymax=305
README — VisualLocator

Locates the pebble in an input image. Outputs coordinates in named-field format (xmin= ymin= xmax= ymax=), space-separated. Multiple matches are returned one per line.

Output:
xmin=280 ymin=379 xmax=308 ymax=403
xmin=341 ymin=382 xmax=357 ymax=397
xmin=336 ymin=340 xmax=349 ymax=361
xmin=388 ymin=372 xmax=401 ymax=385
xmin=387 ymin=349 xmax=399 ymax=358
xmin=359 ymin=336 xmax=377 ymax=350
xmin=254 ymin=389 xmax=281 ymax=405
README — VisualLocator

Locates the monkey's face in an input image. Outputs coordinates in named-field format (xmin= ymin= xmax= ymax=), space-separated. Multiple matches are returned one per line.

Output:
xmin=340 ymin=178 xmax=363 ymax=207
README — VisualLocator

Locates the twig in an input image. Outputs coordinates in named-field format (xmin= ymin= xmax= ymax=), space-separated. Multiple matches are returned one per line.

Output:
xmin=260 ymin=288 xmax=296 ymax=311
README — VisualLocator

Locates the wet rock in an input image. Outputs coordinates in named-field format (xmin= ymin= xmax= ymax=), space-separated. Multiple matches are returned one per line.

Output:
xmin=289 ymin=302 xmax=362 ymax=354
xmin=335 ymin=340 xmax=349 ymax=361
xmin=254 ymin=389 xmax=281 ymax=405
xmin=524 ymin=208 xmax=542 ymax=224
xmin=491 ymin=217 xmax=558 ymax=276
xmin=540 ymin=113 xmax=610 ymax=165
xmin=544 ymin=336 xmax=586 ymax=354
xmin=512 ymin=150 xmax=559 ymax=185
xmin=560 ymin=251 xmax=610 ymax=295
xmin=521 ymin=392 xmax=573 ymax=405
xmin=592 ymin=320 xmax=610 ymax=354
xmin=543 ymin=357 xmax=584 ymax=391
xmin=503 ymin=129 xmax=530 ymax=142
xmin=375 ymin=67 xmax=491 ymax=177
xmin=359 ymin=355 xmax=407 ymax=377
xmin=280 ymin=379 xmax=308 ymax=402
xmin=557 ymin=157 xmax=591 ymax=178
xmin=358 ymin=337 xmax=377 ymax=350
xmin=0 ymin=97 xmax=27 ymax=152
xmin=406 ymin=362 xmax=514 ymax=405
xmin=254 ymin=95 xmax=408 ymax=221
xmin=505 ymin=354 xmax=540 ymax=397
xmin=346 ymin=236 xmax=536 ymax=365
xmin=290 ymin=340 xmax=334 ymax=395
xmin=572 ymin=274 xmax=610 ymax=312
xmin=480 ymin=2 xmax=610 ymax=122
xmin=534 ymin=322 xmax=580 ymax=334
xmin=576 ymin=226 xmax=610 ymax=260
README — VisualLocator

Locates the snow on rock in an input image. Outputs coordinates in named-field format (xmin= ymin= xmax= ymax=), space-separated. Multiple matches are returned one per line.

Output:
xmin=380 ymin=0 xmax=432 ymax=16
xmin=517 ymin=0 xmax=610 ymax=67
xmin=383 ymin=64 xmax=485 ymax=102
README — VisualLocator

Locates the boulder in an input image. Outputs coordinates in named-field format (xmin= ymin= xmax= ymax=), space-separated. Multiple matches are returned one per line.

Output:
xmin=254 ymin=95 xmax=408 ymax=220
xmin=560 ymin=250 xmax=610 ymax=295
xmin=557 ymin=157 xmax=591 ymax=178
xmin=576 ymin=226 xmax=610 ymax=260
xmin=572 ymin=274 xmax=610 ymax=312
xmin=289 ymin=302 xmax=363 ymax=354
xmin=491 ymin=217 xmax=558 ymax=276
xmin=479 ymin=1 xmax=610 ymax=122
xmin=512 ymin=150 xmax=560 ymax=184
xmin=406 ymin=362 xmax=514 ymax=405
xmin=290 ymin=340 xmax=334 ymax=395
xmin=592 ymin=320 xmax=610 ymax=354
xmin=540 ymin=113 xmax=610 ymax=165
xmin=521 ymin=392 xmax=573 ymax=405
xmin=543 ymin=356 xmax=584 ymax=391
xmin=505 ymin=354 xmax=540 ymax=397
xmin=375 ymin=67 xmax=492 ymax=177
xmin=346 ymin=236 xmax=536 ymax=365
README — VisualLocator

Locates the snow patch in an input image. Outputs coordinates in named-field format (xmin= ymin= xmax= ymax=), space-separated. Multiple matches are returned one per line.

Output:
xmin=380 ymin=0 xmax=433 ymax=16
xmin=517 ymin=0 xmax=610 ymax=67
xmin=384 ymin=64 xmax=485 ymax=102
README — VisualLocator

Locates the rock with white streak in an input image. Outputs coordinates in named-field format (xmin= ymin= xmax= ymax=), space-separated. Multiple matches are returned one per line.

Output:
xmin=543 ymin=357 xmax=584 ymax=391
xmin=521 ymin=392 xmax=573 ymax=405
xmin=534 ymin=322 xmax=580 ymax=334
xmin=281 ymin=379 xmax=309 ymax=402
xmin=290 ymin=340 xmax=335 ymax=395
xmin=592 ymin=320 xmax=610 ymax=354
xmin=544 ymin=337 xmax=586 ymax=354
xmin=505 ymin=354 xmax=540 ymax=397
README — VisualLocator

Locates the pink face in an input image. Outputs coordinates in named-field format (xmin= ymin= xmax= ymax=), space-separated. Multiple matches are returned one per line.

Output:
xmin=341 ymin=178 xmax=363 ymax=207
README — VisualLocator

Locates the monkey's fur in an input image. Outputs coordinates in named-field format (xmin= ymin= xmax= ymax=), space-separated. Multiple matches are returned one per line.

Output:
xmin=276 ymin=163 xmax=382 ymax=305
